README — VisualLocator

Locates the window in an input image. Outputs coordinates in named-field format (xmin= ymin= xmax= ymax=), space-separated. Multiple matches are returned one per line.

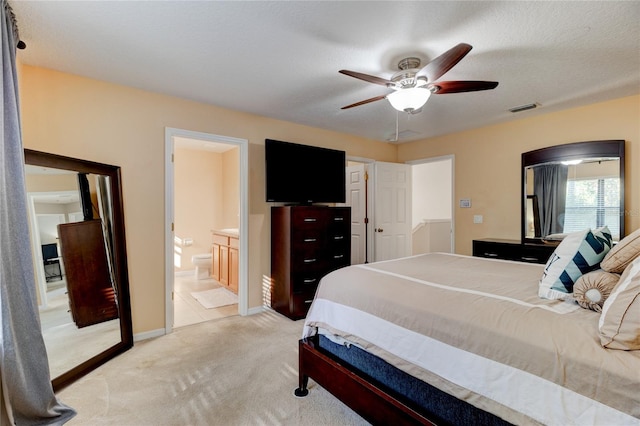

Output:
xmin=563 ymin=177 xmax=620 ymax=239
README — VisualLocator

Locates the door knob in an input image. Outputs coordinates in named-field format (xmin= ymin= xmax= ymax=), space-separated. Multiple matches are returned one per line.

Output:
xmin=375 ymin=228 xmax=384 ymax=232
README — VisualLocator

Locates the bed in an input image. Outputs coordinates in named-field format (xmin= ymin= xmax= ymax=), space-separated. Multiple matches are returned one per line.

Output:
xmin=296 ymin=253 xmax=640 ymax=425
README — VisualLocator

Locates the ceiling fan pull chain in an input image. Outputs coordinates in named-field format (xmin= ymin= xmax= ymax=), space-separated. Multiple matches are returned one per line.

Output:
xmin=395 ymin=110 xmax=399 ymax=142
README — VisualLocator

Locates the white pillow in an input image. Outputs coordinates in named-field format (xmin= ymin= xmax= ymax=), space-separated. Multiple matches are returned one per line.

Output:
xmin=599 ymin=256 xmax=640 ymax=350
xmin=539 ymin=227 xmax=613 ymax=300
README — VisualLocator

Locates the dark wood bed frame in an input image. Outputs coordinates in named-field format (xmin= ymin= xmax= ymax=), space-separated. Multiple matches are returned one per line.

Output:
xmin=295 ymin=336 xmax=437 ymax=425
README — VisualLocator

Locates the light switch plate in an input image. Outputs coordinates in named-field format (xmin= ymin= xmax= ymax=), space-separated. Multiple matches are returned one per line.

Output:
xmin=459 ymin=199 xmax=471 ymax=208
xmin=473 ymin=215 xmax=483 ymax=224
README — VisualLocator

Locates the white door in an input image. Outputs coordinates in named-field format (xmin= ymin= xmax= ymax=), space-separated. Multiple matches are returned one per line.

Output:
xmin=345 ymin=163 xmax=367 ymax=264
xmin=373 ymin=161 xmax=412 ymax=261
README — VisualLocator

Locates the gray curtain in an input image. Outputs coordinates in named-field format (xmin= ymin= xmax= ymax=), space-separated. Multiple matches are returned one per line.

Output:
xmin=533 ymin=164 xmax=568 ymax=236
xmin=0 ymin=1 xmax=76 ymax=424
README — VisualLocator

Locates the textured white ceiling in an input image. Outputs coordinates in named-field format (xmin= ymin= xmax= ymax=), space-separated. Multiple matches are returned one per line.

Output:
xmin=11 ymin=1 xmax=640 ymax=143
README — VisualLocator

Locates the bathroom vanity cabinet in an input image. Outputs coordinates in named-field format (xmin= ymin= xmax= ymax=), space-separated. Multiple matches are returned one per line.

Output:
xmin=212 ymin=230 xmax=239 ymax=294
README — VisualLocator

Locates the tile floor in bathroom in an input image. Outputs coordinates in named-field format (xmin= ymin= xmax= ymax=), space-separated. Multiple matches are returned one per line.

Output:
xmin=173 ymin=272 xmax=238 ymax=328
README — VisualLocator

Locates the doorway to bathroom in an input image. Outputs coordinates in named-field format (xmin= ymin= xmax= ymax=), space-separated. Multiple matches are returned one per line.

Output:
xmin=165 ymin=128 xmax=248 ymax=332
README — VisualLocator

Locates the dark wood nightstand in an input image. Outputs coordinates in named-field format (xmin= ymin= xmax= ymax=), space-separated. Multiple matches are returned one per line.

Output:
xmin=472 ymin=238 xmax=556 ymax=264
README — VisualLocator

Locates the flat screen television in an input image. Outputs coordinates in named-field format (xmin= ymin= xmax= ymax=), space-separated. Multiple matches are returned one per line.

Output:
xmin=42 ymin=243 xmax=58 ymax=261
xmin=265 ymin=139 xmax=346 ymax=204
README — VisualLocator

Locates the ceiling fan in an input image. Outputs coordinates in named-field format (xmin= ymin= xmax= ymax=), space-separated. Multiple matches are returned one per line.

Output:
xmin=340 ymin=43 xmax=498 ymax=114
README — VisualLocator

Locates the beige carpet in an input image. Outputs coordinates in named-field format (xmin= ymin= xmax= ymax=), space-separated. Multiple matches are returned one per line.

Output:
xmin=191 ymin=287 xmax=238 ymax=309
xmin=58 ymin=310 xmax=369 ymax=425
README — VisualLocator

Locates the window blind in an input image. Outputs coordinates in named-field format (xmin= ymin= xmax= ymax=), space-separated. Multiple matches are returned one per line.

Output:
xmin=563 ymin=177 xmax=620 ymax=239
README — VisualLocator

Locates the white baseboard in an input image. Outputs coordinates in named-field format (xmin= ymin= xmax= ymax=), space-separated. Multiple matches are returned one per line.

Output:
xmin=134 ymin=328 xmax=165 ymax=342
xmin=136 ymin=305 xmax=266 ymax=341
xmin=246 ymin=305 xmax=266 ymax=316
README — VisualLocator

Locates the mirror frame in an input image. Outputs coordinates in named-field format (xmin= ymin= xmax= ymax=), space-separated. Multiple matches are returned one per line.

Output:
xmin=521 ymin=140 xmax=625 ymax=244
xmin=25 ymin=149 xmax=133 ymax=391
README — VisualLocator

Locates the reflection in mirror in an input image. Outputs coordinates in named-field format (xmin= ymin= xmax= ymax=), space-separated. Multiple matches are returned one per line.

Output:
xmin=24 ymin=149 xmax=133 ymax=391
xmin=522 ymin=140 xmax=625 ymax=244
xmin=525 ymin=195 xmax=541 ymax=238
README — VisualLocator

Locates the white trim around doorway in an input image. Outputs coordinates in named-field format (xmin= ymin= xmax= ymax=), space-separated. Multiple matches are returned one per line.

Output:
xmin=164 ymin=127 xmax=249 ymax=335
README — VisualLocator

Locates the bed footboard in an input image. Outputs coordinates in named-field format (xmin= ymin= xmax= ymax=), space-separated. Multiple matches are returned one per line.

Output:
xmin=295 ymin=337 xmax=436 ymax=425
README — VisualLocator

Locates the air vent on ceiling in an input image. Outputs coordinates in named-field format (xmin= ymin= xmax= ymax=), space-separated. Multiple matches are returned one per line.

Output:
xmin=509 ymin=103 xmax=539 ymax=113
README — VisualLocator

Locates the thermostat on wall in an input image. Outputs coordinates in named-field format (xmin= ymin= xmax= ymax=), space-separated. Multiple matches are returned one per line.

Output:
xmin=459 ymin=199 xmax=471 ymax=208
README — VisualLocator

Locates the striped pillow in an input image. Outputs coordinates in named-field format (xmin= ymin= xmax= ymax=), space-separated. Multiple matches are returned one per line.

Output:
xmin=539 ymin=227 xmax=613 ymax=300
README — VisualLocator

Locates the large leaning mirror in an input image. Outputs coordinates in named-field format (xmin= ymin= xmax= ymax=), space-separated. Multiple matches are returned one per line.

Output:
xmin=24 ymin=149 xmax=133 ymax=391
xmin=522 ymin=140 xmax=625 ymax=244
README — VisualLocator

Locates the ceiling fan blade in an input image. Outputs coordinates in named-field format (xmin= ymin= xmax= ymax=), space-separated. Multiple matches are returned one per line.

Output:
xmin=339 ymin=70 xmax=393 ymax=87
xmin=341 ymin=95 xmax=387 ymax=110
xmin=429 ymin=80 xmax=499 ymax=94
xmin=415 ymin=43 xmax=473 ymax=82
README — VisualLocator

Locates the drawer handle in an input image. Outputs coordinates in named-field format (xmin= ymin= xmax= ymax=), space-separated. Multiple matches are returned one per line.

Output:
xmin=304 ymin=299 xmax=314 ymax=304
xmin=333 ymin=254 xmax=344 ymax=259
xmin=303 ymin=218 xmax=317 ymax=222
xmin=303 ymin=278 xmax=317 ymax=284
xmin=334 ymin=217 xmax=344 ymax=221
xmin=304 ymin=258 xmax=317 ymax=263
xmin=333 ymin=236 xmax=344 ymax=240
xmin=521 ymin=256 xmax=538 ymax=261
xmin=303 ymin=238 xmax=317 ymax=242
xmin=484 ymin=253 xmax=499 ymax=257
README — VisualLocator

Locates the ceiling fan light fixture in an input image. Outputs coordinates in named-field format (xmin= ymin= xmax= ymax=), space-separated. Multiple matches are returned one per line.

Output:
xmin=387 ymin=88 xmax=431 ymax=113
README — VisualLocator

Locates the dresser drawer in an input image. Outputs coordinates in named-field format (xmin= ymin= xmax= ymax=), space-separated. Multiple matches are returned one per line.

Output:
xmin=290 ymin=293 xmax=316 ymax=319
xmin=327 ymin=232 xmax=348 ymax=245
xmin=291 ymin=208 xmax=328 ymax=229
xmin=472 ymin=239 xmax=555 ymax=264
xmin=212 ymin=234 xmax=229 ymax=246
xmin=291 ymin=252 xmax=327 ymax=273
xmin=473 ymin=239 xmax=517 ymax=260
xmin=229 ymin=236 xmax=239 ymax=249
xmin=328 ymin=213 xmax=349 ymax=226
xmin=518 ymin=244 xmax=556 ymax=263
xmin=291 ymin=273 xmax=322 ymax=293
xmin=292 ymin=229 xmax=324 ymax=247
xmin=326 ymin=248 xmax=349 ymax=268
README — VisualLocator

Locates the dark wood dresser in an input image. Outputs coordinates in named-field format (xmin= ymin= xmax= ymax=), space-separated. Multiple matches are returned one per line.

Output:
xmin=271 ymin=205 xmax=351 ymax=319
xmin=472 ymin=238 xmax=556 ymax=264
xmin=57 ymin=219 xmax=118 ymax=328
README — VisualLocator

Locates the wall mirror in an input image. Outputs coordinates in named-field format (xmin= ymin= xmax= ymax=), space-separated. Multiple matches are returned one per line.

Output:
xmin=24 ymin=149 xmax=133 ymax=391
xmin=522 ymin=140 xmax=625 ymax=244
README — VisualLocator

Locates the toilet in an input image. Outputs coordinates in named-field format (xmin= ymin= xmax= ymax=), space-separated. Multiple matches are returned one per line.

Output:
xmin=191 ymin=253 xmax=212 ymax=280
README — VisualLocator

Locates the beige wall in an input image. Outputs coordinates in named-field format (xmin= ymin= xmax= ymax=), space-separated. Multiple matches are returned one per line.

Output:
xmin=412 ymin=159 xmax=452 ymax=227
xmin=18 ymin=64 xmax=397 ymax=335
xmin=25 ymin=172 xmax=77 ymax=193
xmin=174 ymin=146 xmax=223 ymax=271
xmin=222 ymin=148 xmax=240 ymax=228
xmin=20 ymin=63 xmax=638 ymax=335
xmin=174 ymin=146 xmax=240 ymax=271
xmin=398 ymin=95 xmax=640 ymax=255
